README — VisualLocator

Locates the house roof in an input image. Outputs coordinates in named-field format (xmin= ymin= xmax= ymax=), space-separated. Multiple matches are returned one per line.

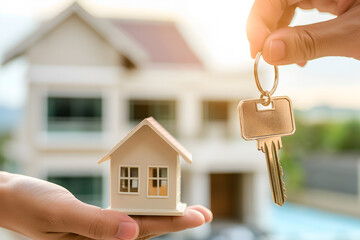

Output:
xmin=2 ymin=2 xmax=203 ymax=68
xmin=98 ymin=117 xmax=192 ymax=164
xmin=1 ymin=2 xmax=147 ymax=66
xmin=112 ymin=19 xmax=203 ymax=66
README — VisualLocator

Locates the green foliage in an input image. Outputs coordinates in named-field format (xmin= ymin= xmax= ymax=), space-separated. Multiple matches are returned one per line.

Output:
xmin=336 ymin=119 xmax=360 ymax=151
xmin=281 ymin=149 xmax=303 ymax=191
xmin=281 ymin=117 xmax=360 ymax=191
xmin=283 ymin=117 xmax=360 ymax=153
xmin=0 ymin=133 xmax=10 ymax=169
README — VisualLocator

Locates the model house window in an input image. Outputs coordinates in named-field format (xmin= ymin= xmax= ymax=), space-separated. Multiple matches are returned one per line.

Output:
xmin=129 ymin=100 xmax=176 ymax=135
xmin=119 ymin=167 xmax=139 ymax=193
xmin=47 ymin=97 xmax=102 ymax=132
xmin=203 ymin=101 xmax=228 ymax=122
xmin=148 ymin=167 xmax=168 ymax=197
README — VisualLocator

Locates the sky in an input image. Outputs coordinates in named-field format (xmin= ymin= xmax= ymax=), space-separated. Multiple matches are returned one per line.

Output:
xmin=0 ymin=0 xmax=360 ymax=110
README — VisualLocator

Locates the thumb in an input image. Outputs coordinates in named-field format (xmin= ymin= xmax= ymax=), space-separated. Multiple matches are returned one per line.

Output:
xmin=63 ymin=203 xmax=139 ymax=240
xmin=261 ymin=10 xmax=360 ymax=65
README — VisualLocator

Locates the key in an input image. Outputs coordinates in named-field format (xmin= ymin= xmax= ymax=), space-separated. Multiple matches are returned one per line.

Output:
xmin=238 ymin=96 xmax=296 ymax=206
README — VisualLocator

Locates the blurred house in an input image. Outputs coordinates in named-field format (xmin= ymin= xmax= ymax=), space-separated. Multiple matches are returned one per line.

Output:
xmin=2 ymin=2 xmax=270 ymax=236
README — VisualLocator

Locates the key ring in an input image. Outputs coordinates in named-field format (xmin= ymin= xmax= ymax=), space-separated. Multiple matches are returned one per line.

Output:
xmin=260 ymin=90 xmax=272 ymax=106
xmin=254 ymin=51 xmax=279 ymax=97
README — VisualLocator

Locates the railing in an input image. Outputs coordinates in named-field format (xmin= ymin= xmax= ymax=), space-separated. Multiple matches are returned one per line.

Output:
xmin=47 ymin=117 xmax=102 ymax=132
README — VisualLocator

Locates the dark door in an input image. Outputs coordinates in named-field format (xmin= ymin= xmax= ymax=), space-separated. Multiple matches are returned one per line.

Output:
xmin=210 ymin=173 xmax=243 ymax=221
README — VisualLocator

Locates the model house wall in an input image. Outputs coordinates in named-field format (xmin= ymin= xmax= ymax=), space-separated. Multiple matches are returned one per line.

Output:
xmin=3 ymin=2 xmax=271 ymax=236
xmin=110 ymin=125 xmax=178 ymax=211
xmin=98 ymin=117 xmax=191 ymax=215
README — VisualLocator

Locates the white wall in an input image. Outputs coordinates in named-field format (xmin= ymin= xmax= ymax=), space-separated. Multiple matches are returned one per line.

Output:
xmin=26 ymin=14 xmax=121 ymax=66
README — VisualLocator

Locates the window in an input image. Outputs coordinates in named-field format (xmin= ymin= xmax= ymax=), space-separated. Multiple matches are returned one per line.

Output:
xmin=47 ymin=97 xmax=102 ymax=132
xmin=129 ymin=100 xmax=176 ymax=135
xmin=119 ymin=166 xmax=139 ymax=194
xmin=129 ymin=100 xmax=176 ymax=122
xmin=202 ymin=101 xmax=230 ymax=138
xmin=47 ymin=176 xmax=102 ymax=206
xmin=148 ymin=167 xmax=168 ymax=197
xmin=203 ymin=101 xmax=228 ymax=121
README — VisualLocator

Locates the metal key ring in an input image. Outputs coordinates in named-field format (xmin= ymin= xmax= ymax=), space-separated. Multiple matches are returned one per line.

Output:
xmin=260 ymin=90 xmax=272 ymax=106
xmin=254 ymin=51 xmax=279 ymax=96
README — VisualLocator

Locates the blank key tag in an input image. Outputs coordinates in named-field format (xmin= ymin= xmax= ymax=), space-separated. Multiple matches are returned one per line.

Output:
xmin=238 ymin=96 xmax=295 ymax=140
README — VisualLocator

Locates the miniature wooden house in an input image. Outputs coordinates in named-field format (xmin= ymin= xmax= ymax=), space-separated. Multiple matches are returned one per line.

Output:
xmin=98 ymin=117 xmax=192 ymax=216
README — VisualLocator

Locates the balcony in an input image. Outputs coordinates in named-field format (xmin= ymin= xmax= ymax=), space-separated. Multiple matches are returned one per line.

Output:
xmin=47 ymin=117 xmax=102 ymax=132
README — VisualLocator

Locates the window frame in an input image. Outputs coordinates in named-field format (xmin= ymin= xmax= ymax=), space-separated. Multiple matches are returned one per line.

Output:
xmin=202 ymin=100 xmax=229 ymax=122
xmin=147 ymin=166 xmax=169 ymax=199
xmin=128 ymin=99 xmax=177 ymax=122
xmin=45 ymin=95 xmax=103 ymax=133
xmin=118 ymin=165 xmax=140 ymax=195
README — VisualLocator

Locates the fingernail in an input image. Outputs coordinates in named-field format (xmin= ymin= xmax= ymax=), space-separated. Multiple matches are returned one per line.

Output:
xmin=270 ymin=40 xmax=286 ymax=62
xmin=297 ymin=61 xmax=307 ymax=67
xmin=116 ymin=222 xmax=138 ymax=240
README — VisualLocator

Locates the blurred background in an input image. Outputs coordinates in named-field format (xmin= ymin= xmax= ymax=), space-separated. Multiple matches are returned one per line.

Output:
xmin=1 ymin=0 xmax=360 ymax=239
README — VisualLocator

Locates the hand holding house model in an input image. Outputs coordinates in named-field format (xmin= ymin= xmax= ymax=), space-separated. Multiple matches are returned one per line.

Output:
xmin=98 ymin=117 xmax=192 ymax=216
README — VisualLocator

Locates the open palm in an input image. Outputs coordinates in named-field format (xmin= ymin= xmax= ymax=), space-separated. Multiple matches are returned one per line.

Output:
xmin=0 ymin=172 xmax=212 ymax=240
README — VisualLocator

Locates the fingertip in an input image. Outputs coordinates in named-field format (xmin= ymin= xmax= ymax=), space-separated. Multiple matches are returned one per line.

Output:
xmin=262 ymin=28 xmax=293 ymax=65
xmin=247 ymin=15 xmax=271 ymax=59
xmin=186 ymin=209 xmax=206 ymax=228
xmin=188 ymin=205 xmax=213 ymax=223
xmin=297 ymin=61 xmax=307 ymax=67
xmin=101 ymin=209 xmax=139 ymax=240
xmin=64 ymin=205 xmax=140 ymax=240
xmin=262 ymin=39 xmax=272 ymax=65
xmin=116 ymin=221 xmax=139 ymax=240
xmin=204 ymin=209 xmax=213 ymax=223
xmin=263 ymin=38 xmax=286 ymax=65
xmin=130 ymin=218 xmax=140 ymax=240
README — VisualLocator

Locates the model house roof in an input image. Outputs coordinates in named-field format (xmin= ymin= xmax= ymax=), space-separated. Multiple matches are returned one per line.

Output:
xmin=98 ymin=117 xmax=192 ymax=164
xmin=2 ymin=2 xmax=203 ymax=68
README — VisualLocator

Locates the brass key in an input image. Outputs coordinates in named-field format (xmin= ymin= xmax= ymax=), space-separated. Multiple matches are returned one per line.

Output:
xmin=237 ymin=52 xmax=296 ymax=206
xmin=238 ymin=96 xmax=295 ymax=206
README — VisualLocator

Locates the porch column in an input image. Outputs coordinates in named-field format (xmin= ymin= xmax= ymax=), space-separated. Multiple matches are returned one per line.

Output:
xmin=103 ymin=87 xmax=120 ymax=145
xmin=183 ymin=170 xmax=211 ymax=238
xmin=242 ymin=172 xmax=271 ymax=231
xmin=177 ymin=92 xmax=201 ymax=139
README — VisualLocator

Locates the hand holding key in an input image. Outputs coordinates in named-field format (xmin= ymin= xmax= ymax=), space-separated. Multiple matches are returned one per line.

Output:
xmin=238 ymin=52 xmax=295 ymax=206
xmin=247 ymin=0 xmax=360 ymax=66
